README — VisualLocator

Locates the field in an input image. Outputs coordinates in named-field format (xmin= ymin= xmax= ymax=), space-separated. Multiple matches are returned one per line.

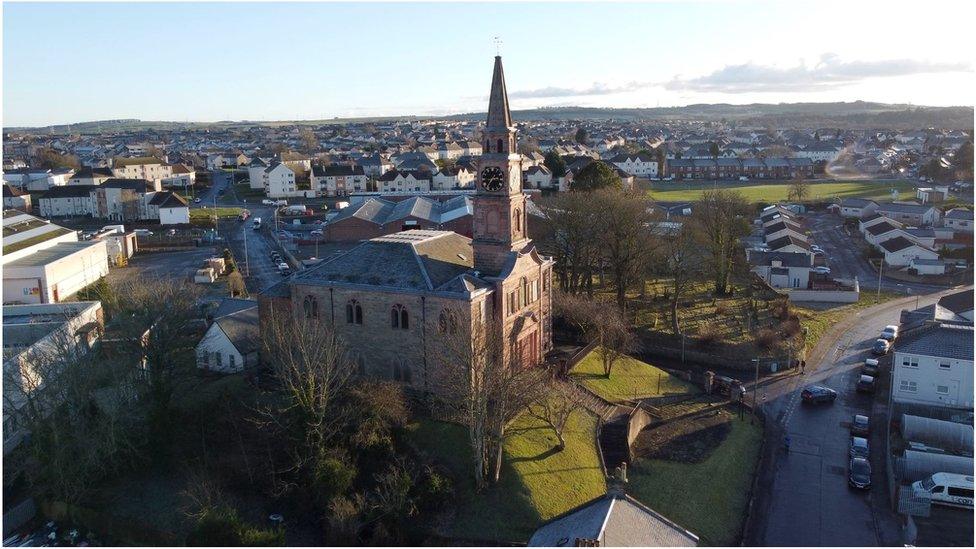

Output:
xmin=403 ymin=407 xmax=605 ymax=542
xmin=628 ymin=409 xmax=762 ymax=546
xmin=189 ymin=206 xmax=244 ymax=220
xmin=569 ymin=347 xmax=697 ymax=402
xmin=645 ymin=179 xmax=916 ymax=203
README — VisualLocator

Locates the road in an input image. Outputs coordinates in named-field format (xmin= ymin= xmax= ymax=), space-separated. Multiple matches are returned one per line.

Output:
xmin=751 ymin=287 xmax=971 ymax=546
xmin=807 ymin=212 xmax=951 ymax=296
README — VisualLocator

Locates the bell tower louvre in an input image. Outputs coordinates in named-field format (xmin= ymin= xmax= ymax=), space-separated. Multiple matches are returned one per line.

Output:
xmin=472 ymin=55 xmax=530 ymax=276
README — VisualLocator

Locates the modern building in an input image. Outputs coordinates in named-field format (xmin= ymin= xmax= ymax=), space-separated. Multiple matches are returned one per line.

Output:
xmin=3 ymin=184 xmax=32 ymax=212
xmin=891 ymin=322 xmax=973 ymax=410
xmin=311 ymin=164 xmax=369 ymax=196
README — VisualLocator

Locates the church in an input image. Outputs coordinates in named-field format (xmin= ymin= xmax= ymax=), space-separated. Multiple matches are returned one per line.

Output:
xmin=260 ymin=56 xmax=555 ymax=394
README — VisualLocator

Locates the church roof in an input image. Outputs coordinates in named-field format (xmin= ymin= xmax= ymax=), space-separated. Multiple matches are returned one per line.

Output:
xmin=292 ymin=230 xmax=487 ymax=294
xmin=486 ymin=56 xmax=513 ymax=130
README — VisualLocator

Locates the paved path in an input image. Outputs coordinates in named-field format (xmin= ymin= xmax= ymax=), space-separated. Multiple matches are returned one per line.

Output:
xmin=747 ymin=286 xmax=971 ymax=547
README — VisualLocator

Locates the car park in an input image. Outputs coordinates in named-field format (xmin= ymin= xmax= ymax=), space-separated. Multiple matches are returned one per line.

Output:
xmin=801 ymin=385 xmax=837 ymax=404
xmin=862 ymin=358 xmax=879 ymax=377
xmin=849 ymin=457 xmax=872 ymax=489
xmin=856 ymin=374 xmax=876 ymax=393
xmin=849 ymin=436 xmax=870 ymax=459
xmin=872 ymin=339 xmax=890 ymax=355
xmin=851 ymin=414 xmax=870 ymax=437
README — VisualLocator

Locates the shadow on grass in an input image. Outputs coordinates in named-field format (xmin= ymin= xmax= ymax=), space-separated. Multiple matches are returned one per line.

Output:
xmin=510 ymin=445 xmax=562 ymax=463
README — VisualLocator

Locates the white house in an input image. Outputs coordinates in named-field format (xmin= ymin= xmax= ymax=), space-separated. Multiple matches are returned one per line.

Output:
xmin=524 ymin=165 xmax=554 ymax=189
xmin=875 ymin=202 xmax=941 ymax=227
xmin=910 ymin=258 xmax=947 ymax=275
xmin=264 ymin=161 xmax=298 ymax=198
xmin=149 ymin=192 xmax=190 ymax=225
xmin=610 ymin=152 xmax=659 ymax=178
xmin=766 ymin=234 xmax=812 ymax=257
xmin=247 ymin=158 xmax=269 ymax=190
xmin=796 ymin=143 xmax=841 ymax=162
xmin=112 ymin=157 xmax=171 ymax=185
xmin=3 ymin=168 xmax=73 ymax=192
xmin=377 ymin=169 xmax=432 ymax=193
xmin=764 ymin=219 xmax=807 ymax=243
xmin=196 ymin=305 xmax=261 ymax=373
xmin=68 ymin=167 xmax=114 ymax=186
xmin=878 ymin=236 xmax=939 ymax=267
xmin=161 ymin=164 xmax=195 ymax=190
xmin=891 ymin=322 xmax=973 ymax=409
xmin=944 ymin=208 xmax=973 ymax=233
xmin=863 ymin=221 xmax=905 ymax=246
xmin=2 ymin=185 xmax=32 ymax=212
xmin=431 ymin=166 xmax=476 ymax=190
xmin=838 ymin=198 xmax=878 ymax=219
xmin=749 ymin=251 xmax=812 ymax=289
xmin=38 ymin=185 xmax=95 ymax=218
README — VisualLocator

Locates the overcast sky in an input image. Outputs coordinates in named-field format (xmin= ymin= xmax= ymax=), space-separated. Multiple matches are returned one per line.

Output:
xmin=3 ymin=1 xmax=974 ymax=127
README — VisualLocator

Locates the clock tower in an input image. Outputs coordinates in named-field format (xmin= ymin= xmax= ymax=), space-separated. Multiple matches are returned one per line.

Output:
xmin=472 ymin=55 xmax=529 ymax=276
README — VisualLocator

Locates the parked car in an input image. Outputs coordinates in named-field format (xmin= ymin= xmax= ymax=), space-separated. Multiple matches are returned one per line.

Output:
xmin=872 ymin=339 xmax=890 ymax=356
xmin=850 ymin=436 xmax=870 ymax=459
xmin=880 ymin=325 xmax=899 ymax=341
xmin=277 ymin=262 xmax=289 ymax=271
xmin=166 ymin=228 xmax=177 ymax=236
xmin=810 ymin=244 xmax=824 ymax=254
xmin=262 ymin=199 xmax=275 ymax=206
xmin=849 ymin=457 xmax=872 ymax=489
xmin=310 ymin=229 xmax=323 ymax=237
xmin=801 ymin=385 xmax=837 ymax=404
xmin=812 ymin=266 xmax=831 ymax=275
xmin=856 ymin=374 xmax=876 ymax=393
xmin=862 ymin=358 xmax=880 ymax=377
xmin=133 ymin=229 xmax=154 ymax=237
xmin=194 ymin=197 xmax=202 ymax=203
xmin=851 ymin=414 xmax=870 ymax=437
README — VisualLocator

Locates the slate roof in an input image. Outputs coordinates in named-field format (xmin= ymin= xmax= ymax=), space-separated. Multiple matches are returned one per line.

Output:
xmin=149 ymin=191 xmax=189 ymax=208
xmin=765 ymin=220 xmax=803 ymax=235
xmin=214 ymin=306 xmax=260 ymax=356
xmin=210 ymin=297 xmax=259 ymax=320
xmin=2 ymin=184 xmax=25 ymax=197
xmin=880 ymin=236 xmax=928 ymax=253
xmin=528 ymin=492 xmax=698 ymax=547
xmin=767 ymin=234 xmax=810 ymax=251
xmin=840 ymin=198 xmax=877 ymax=208
xmin=866 ymin=221 xmax=901 ymax=236
xmin=101 ymin=178 xmax=154 ymax=191
xmin=945 ymin=208 xmax=974 ymax=221
xmin=71 ymin=167 xmax=114 ymax=179
xmin=749 ymin=251 xmax=811 ymax=268
xmin=40 ymin=185 xmax=95 ymax=199
xmin=312 ymin=164 xmax=366 ymax=177
xmin=938 ymin=290 xmax=973 ymax=316
xmin=876 ymin=202 xmax=934 ymax=214
xmin=293 ymin=230 xmax=487 ymax=293
xmin=113 ymin=156 xmax=162 ymax=166
xmin=896 ymin=322 xmax=974 ymax=361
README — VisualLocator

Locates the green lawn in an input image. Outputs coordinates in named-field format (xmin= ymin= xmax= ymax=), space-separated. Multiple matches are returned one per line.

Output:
xmin=795 ymin=291 xmax=904 ymax=353
xmin=189 ymin=207 xmax=244 ymax=220
xmin=569 ymin=348 xmax=698 ymax=402
xmin=403 ymin=407 xmax=605 ymax=542
xmin=646 ymin=179 xmax=915 ymax=203
xmin=628 ymin=413 xmax=762 ymax=546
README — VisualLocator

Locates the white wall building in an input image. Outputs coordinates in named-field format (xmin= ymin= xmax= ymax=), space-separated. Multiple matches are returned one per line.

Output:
xmin=196 ymin=306 xmax=260 ymax=373
xmin=264 ymin=162 xmax=298 ymax=198
xmin=892 ymin=322 xmax=973 ymax=409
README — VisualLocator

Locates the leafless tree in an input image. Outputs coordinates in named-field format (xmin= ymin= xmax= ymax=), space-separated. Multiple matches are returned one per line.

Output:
xmin=651 ymin=219 xmax=702 ymax=335
xmin=590 ymin=188 xmax=656 ymax=310
xmin=691 ymin=189 xmax=750 ymax=296
xmin=258 ymin=307 xmax=354 ymax=493
xmin=553 ymin=291 xmax=637 ymax=376
xmin=787 ymin=176 xmax=810 ymax=202
xmin=433 ymin=320 xmax=547 ymax=489
xmin=539 ymin=192 xmax=603 ymax=296
xmin=526 ymin=378 xmax=582 ymax=451
xmin=299 ymin=128 xmax=319 ymax=154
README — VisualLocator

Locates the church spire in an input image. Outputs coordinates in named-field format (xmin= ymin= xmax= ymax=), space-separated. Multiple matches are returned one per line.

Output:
xmin=486 ymin=55 xmax=513 ymax=130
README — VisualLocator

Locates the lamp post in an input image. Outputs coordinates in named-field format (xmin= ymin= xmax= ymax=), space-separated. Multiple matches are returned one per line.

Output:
xmin=752 ymin=357 xmax=760 ymax=418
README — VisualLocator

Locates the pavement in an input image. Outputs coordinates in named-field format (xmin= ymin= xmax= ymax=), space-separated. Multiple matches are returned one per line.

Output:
xmin=747 ymin=286 xmax=972 ymax=547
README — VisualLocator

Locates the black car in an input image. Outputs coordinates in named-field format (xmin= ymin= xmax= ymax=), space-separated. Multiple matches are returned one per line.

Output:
xmin=801 ymin=385 xmax=837 ymax=404
xmin=851 ymin=414 xmax=870 ymax=437
xmin=849 ymin=457 xmax=872 ymax=489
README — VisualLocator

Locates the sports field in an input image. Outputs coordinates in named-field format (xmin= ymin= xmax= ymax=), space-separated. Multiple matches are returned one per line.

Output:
xmin=646 ymin=179 xmax=916 ymax=203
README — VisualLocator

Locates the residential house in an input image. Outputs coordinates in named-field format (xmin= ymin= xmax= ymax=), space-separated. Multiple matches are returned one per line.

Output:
xmin=766 ymin=234 xmax=812 ymax=256
xmin=875 ymin=202 xmax=941 ymax=227
xmin=838 ymin=198 xmax=878 ymax=219
xmin=944 ymin=209 xmax=973 ymax=233
xmin=161 ymin=164 xmax=195 ymax=190
xmin=91 ymin=178 xmax=160 ymax=221
xmin=3 ymin=168 xmax=73 ymax=192
xmin=431 ymin=165 xmax=476 ymax=190
xmin=247 ymin=158 xmax=269 ymax=190
xmin=196 ymin=304 xmax=261 ymax=374
xmin=524 ymin=165 xmax=554 ymax=189
xmin=610 ymin=152 xmax=659 ymax=178
xmin=359 ymin=154 xmax=393 ymax=178
xmin=879 ymin=236 xmax=939 ymax=267
xmin=2 ymin=185 xmax=31 ymax=212
xmin=312 ymin=165 xmax=369 ymax=196
xmin=764 ymin=219 xmax=807 ymax=243
xmin=38 ymin=185 xmax=95 ymax=218
xmin=891 ymin=322 xmax=973 ymax=410
xmin=112 ymin=157 xmax=171 ymax=185
xmin=67 ymin=167 xmax=113 ymax=186
xmin=377 ymin=169 xmax=432 ymax=193
xmin=148 ymin=191 xmax=190 ymax=225
xmin=863 ymin=221 xmax=905 ymax=246
xmin=749 ymin=251 xmax=812 ymax=288
xmin=264 ymin=161 xmax=298 ymax=198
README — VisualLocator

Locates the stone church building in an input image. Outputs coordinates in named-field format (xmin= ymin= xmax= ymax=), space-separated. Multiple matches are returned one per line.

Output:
xmin=260 ymin=56 xmax=555 ymax=394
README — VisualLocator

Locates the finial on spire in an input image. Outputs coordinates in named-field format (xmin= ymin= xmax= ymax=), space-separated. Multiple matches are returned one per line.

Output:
xmin=493 ymin=36 xmax=503 ymax=56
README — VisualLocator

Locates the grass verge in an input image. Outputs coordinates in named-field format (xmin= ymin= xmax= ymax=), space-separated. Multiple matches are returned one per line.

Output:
xmin=646 ymin=179 xmax=915 ymax=203
xmin=628 ymin=411 xmax=762 ymax=546
xmin=570 ymin=348 xmax=698 ymax=402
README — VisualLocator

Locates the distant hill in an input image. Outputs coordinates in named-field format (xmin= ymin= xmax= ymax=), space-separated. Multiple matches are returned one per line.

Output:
xmin=6 ymin=101 xmax=973 ymax=134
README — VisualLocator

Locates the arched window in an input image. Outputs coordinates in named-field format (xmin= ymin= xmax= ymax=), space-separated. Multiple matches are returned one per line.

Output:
xmin=346 ymin=299 xmax=362 ymax=324
xmin=391 ymin=304 xmax=409 ymax=330
xmin=485 ymin=139 xmax=490 ymax=153
xmin=438 ymin=309 xmax=458 ymax=334
xmin=521 ymin=277 xmax=530 ymax=307
xmin=514 ymin=208 xmax=521 ymax=232
xmin=303 ymin=295 xmax=318 ymax=318
xmin=497 ymin=138 xmax=503 ymax=154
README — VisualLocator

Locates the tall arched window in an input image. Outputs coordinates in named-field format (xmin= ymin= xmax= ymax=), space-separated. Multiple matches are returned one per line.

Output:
xmin=391 ymin=304 xmax=409 ymax=330
xmin=303 ymin=295 xmax=318 ymax=318
xmin=346 ymin=299 xmax=363 ymax=324
xmin=514 ymin=208 xmax=521 ymax=232
xmin=521 ymin=277 xmax=529 ymax=307
xmin=485 ymin=139 xmax=490 ymax=153
xmin=497 ymin=138 xmax=503 ymax=154
xmin=438 ymin=309 xmax=458 ymax=334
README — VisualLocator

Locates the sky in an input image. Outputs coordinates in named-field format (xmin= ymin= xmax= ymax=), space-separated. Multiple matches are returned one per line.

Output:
xmin=3 ymin=1 xmax=974 ymax=127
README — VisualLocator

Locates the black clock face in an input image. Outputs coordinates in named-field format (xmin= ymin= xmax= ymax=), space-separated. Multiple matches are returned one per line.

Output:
xmin=481 ymin=167 xmax=505 ymax=191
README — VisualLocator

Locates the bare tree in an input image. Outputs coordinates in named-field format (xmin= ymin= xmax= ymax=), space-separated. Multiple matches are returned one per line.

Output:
xmin=691 ymin=189 xmax=750 ymax=296
xmin=259 ymin=307 xmax=354 ymax=490
xmin=553 ymin=291 xmax=636 ymax=376
xmin=539 ymin=192 xmax=603 ymax=296
xmin=526 ymin=378 xmax=582 ymax=451
xmin=787 ymin=176 xmax=810 ymax=202
xmin=299 ymin=128 xmax=319 ymax=154
xmin=590 ymin=189 xmax=656 ymax=310
xmin=651 ymin=219 xmax=702 ymax=335
xmin=433 ymin=320 xmax=547 ymax=489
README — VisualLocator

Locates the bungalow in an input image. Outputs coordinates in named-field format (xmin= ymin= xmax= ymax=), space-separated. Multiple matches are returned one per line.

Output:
xmin=764 ymin=219 xmax=807 ymax=243
xmin=750 ymin=251 xmax=812 ymax=288
xmin=766 ymin=234 xmax=812 ymax=256
xmin=858 ymin=213 xmax=899 ymax=233
xmin=911 ymin=258 xmax=947 ymax=276
xmin=838 ymin=198 xmax=878 ymax=219
xmin=196 ymin=305 xmax=261 ymax=374
xmin=879 ymin=236 xmax=939 ymax=267
xmin=944 ymin=208 xmax=973 ymax=233
xmin=875 ymin=202 xmax=940 ymax=227
xmin=864 ymin=221 xmax=905 ymax=245
xmin=902 ymin=228 xmax=937 ymax=249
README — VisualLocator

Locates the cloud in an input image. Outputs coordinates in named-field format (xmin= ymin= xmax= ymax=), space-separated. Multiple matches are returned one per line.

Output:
xmin=665 ymin=53 xmax=971 ymax=93
xmin=507 ymin=81 xmax=657 ymax=99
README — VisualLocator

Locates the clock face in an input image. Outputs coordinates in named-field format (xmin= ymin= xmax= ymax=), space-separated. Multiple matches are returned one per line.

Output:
xmin=481 ymin=167 xmax=505 ymax=191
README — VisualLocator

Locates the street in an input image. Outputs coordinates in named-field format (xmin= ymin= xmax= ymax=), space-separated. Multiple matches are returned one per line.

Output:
xmin=752 ymin=287 xmax=971 ymax=546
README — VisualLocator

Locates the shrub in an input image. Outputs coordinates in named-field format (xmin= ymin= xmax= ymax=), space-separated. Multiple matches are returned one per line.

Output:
xmin=714 ymin=302 xmax=729 ymax=316
xmin=416 ymin=465 xmax=453 ymax=512
xmin=697 ymin=324 xmax=723 ymax=347
xmin=187 ymin=506 xmax=283 ymax=547
xmin=781 ymin=318 xmax=802 ymax=337
xmin=313 ymin=454 xmax=357 ymax=505
xmin=754 ymin=329 xmax=779 ymax=350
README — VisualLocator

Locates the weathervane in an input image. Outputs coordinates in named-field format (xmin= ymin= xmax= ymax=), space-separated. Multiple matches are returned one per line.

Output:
xmin=493 ymin=36 xmax=503 ymax=55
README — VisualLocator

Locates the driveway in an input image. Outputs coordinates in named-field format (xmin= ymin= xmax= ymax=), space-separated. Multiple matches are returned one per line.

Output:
xmin=750 ymin=287 xmax=971 ymax=546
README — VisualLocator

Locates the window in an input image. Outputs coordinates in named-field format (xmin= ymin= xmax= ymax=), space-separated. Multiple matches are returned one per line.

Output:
xmin=303 ymin=295 xmax=318 ymax=318
xmin=948 ymin=487 xmax=974 ymax=498
xmin=438 ymin=309 xmax=458 ymax=334
xmin=346 ymin=299 xmax=363 ymax=324
xmin=901 ymin=356 xmax=919 ymax=368
xmin=391 ymin=304 xmax=409 ymax=330
xmin=497 ymin=139 xmax=503 ymax=153
xmin=899 ymin=380 xmax=917 ymax=393
xmin=937 ymin=385 xmax=949 ymax=394
xmin=939 ymin=361 xmax=951 ymax=370
xmin=229 ymin=354 xmax=236 ymax=369
xmin=215 ymin=353 xmax=223 ymax=369
xmin=521 ymin=277 xmax=529 ymax=308
xmin=514 ymin=208 xmax=521 ymax=232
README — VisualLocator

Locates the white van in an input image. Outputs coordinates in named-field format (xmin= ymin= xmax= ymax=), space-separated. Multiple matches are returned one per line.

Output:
xmin=912 ymin=473 xmax=974 ymax=509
